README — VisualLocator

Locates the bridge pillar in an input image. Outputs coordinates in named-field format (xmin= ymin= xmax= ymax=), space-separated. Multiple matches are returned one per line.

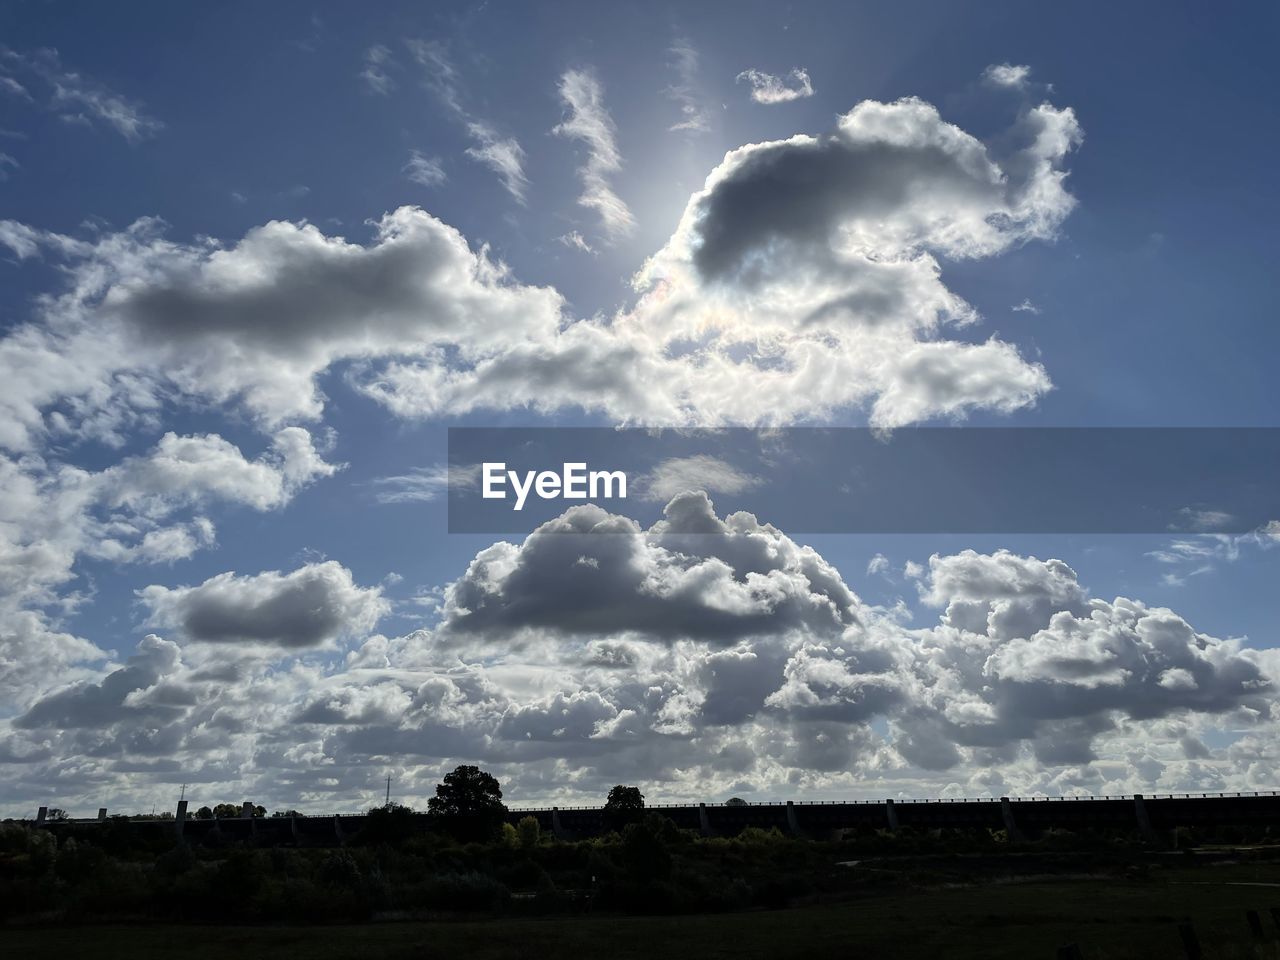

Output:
xmin=175 ymin=799 xmax=188 ymax=840
xmin=97 ymin=808 xmax=107 ymax=822
xmin=290 ymin=814 xmax=300 ymax=843
xmin=1000 ymin=797 xmax=1025 ymax=841
xmin=35 ymin=806 xmax=47 ymax=825
xmin=242 ymin=800 xmax=257 ymax=838
xmin=1133 ymin=793 xmax=1159 ymax=843
xmin=884 ymin=799 xmax=899 ymax=832
xmin=550 ymin=806 xmax=570 ymax=841
xmin=785 ymin=800 xmax=805 ymax=838
xmin=698 ymin=802 xmax=713 ymax=837
xmin=333 ymin=814 xmax=345 ymax=843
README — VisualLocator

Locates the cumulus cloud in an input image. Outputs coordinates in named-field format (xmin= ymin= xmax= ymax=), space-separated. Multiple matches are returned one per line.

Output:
xmin=7 ymin=497 xmax=1274 ymax=815
xmin=440 ymin=492 xmax=859 ymax=646
xmin=0 ymin=208 xmax=565 ymax=442
xmin=0 ymin=427 xmax=337 ymax=717
xmin=984 ymin=63 xmax=1032 ymax=89
xmin=1 ymin=88 xmax=1081 ymax=439
xmin=553 ymin=68 xmax=635 ymax=241
xmin=736 ymin=67 xmax=814 ymax=104
xmin=102 ymin=428 xmax=338 ymax=514
xmin=140 ymin=561 xmax=387 ymax=648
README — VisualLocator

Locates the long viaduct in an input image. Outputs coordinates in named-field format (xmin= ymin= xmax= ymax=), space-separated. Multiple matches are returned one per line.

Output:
xmin=20 ymin=791 xmax=1280 ymax=845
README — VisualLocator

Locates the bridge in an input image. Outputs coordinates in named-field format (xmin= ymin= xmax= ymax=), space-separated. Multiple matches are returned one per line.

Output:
xmin=19 ymin=791 xmax=1280 ymax=846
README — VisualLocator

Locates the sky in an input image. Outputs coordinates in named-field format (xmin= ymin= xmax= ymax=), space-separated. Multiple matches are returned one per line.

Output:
xmin=1 ymin=0 xmax=1278 ymax=817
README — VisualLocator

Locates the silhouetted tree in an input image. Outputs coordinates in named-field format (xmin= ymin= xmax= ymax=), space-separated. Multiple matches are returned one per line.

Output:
xmin=210 ymin=802 xmax=266 ymax=818
xmin=605 ymin=785 xmax=644 ymax=812
xmin=726 ymin=797 xmax=749 ymax=806
xmin=604 ymin=785 xmax=645 ymax=829
xmin=195 ymin=806 xmax=214 ymax=820
xmin=427 ymin=765 xmax=506 ymax=841
xmin=360 ymin=801 xmax=417 ymax=844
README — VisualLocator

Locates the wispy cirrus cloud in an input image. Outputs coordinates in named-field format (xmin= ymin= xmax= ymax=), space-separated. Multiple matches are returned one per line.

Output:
xmin=639 ymin=455 xmax=761 ymax=502
xmin=370 ymin=464 xmax=480 ymax=504
xmin=553 ymin=68 xmax=635 ymax=241
xmin=1 ymin=46 xmax=162 ymax=142
xmin=665 ymin=38 xmax=711 ymax=134
xmin=406 ymin=39 xmax=528 ymax=203
xmin=360 ymin=44 xmax=397 ymax=95
xmin=557 ymin=230 xmax=595 ymax=254
xmin=464 ymin=121 xmax=528 ymax=203
xmin=403 ymin=150 xmax=446 ymax=187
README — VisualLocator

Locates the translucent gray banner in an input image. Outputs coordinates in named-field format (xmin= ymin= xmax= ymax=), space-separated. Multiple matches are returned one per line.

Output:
xmin=447 ymin=428 xmax=1280 ymax=534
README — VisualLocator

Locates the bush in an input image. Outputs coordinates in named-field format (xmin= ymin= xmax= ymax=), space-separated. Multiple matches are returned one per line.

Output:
xmin=517 ymin=815 xmax=541 ymax=850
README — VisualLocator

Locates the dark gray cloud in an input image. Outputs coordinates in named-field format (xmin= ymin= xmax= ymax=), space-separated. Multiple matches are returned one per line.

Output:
xmin=441 ymin=492 xmax=859 ymax=644
xmin=139 ymin=561 xmax=386 ymax=647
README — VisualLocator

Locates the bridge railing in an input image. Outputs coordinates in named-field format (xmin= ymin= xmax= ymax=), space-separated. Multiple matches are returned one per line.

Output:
xmin=27 ymin=789 xmax=1280 ymax=822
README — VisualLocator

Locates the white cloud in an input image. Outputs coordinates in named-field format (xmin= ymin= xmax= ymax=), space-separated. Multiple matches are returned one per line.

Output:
xmin=405 ymin=39 xmax=528 ymax=203
xmin=1146 ymin=519 xmax=1280 ymax=584
xmin=0 ymin=208 xmax=566 ymax=442
xmin=736 ymin=67 xmax=814 ymax=104
xmin=665 ymin=38 xmax=711 ymax=134
xmin=370 ymin=464 xmax=479 ymax=503
xmin=1012 ymin=298 xmax=1041 ymax=314
xmin=6 ymin=500 xmax=1274 ymax=813
xmin=403 ymin=150 xmax=446 ymax=187
xmin=1172 ymin=507 xmax=1235 ymax=532
xmin=360 ymin=44 xmax=397 ymax=95
xmin=102 ymin=428 xmax=338 ymax=514
xmin=1 ymin=46 xmax=161 ymax=142
xmin=464 ymin=122 xmax=528 ymax=203
xmin=557 ymin=230 xmax=594 ymax=254
xmin=2 ymin=88 xmax=1082 ymax=439
xmin=0 ymin=427 xmax=336 ymax=723
xmin=0 ymin=75 xmax=31 ymax=100
xmin=984 ymin=63 xmax=1032 ymax=89
xmin=553 ymin=69 xmax=635 ymax=241
xmin=639 ymin=455 xmax=761 ymax=501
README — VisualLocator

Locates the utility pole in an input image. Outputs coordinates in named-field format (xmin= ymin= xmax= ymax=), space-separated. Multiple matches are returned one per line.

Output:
xmin=385 ymin=774 xmax=392 ymax=807
xmin=179 ymin=783 xmax=187 ymax=802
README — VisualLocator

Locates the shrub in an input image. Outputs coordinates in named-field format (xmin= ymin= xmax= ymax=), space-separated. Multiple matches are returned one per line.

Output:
xmin=517 ymin=815 xmax=541 ymax=850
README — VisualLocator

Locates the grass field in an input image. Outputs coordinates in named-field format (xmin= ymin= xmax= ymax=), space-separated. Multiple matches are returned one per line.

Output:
xmin=7 ymin=862 xmax=1280 ymax=960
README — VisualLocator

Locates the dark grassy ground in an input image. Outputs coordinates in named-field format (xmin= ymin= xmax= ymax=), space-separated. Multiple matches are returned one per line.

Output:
xmin=6 ymin=862 xmax=1280 ymax=960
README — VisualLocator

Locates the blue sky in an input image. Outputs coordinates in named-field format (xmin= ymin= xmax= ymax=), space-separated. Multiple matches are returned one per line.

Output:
xmin=1 ymin=0 xmax=1277 ymax=815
